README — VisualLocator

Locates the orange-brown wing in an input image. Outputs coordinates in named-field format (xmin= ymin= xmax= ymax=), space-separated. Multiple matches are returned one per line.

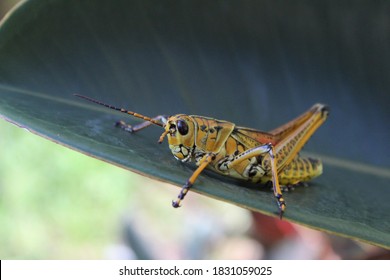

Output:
xmin=233 ymin=104 xmax=326 ymax=148
xmin=231 ymin=103 xmax=328 ymax=171
xmin=269 ymin=103 xmax=326 ymax=143
xmin=230 ymin=126 xmax=277 ymax=149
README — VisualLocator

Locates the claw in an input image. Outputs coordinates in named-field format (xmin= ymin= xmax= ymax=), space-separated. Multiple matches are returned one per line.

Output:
xmin=115 ymin=121 xmax=134 ymax=132
xmin=172 ymin=200 xmax=181 ymax=208
xmin=277 ymin=198 xmax=286 ymax=220
xmin=114 ymin=120 xmax=123 ymax=127
xmin=281 ymin=184 xmax=295 ymax=192
xmin=279 ymin=209 xmax=284 ymax=220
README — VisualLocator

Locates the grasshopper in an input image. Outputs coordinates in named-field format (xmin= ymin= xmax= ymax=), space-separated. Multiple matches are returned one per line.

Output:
xmin=75 ymin=94 xmax=329 ymax=218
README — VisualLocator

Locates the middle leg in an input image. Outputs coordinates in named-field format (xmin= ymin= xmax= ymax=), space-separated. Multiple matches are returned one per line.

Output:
xmin=223 ymin=143 xmax=286 ymax=219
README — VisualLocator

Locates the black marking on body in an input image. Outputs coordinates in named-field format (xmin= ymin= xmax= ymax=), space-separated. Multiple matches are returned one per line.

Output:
xmin=214 ymin=125 xmax=223 ymax=133
xmin=256 ymin=155 xmax=264 ymax=164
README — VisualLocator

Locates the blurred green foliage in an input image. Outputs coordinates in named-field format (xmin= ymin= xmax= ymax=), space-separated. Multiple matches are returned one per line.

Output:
xmin=0 ymin=120 xmax=142 ymax=258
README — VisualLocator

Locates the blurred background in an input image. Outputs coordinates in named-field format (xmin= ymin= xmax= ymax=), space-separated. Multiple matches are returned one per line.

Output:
xmin=0 ymin=0 xmax=388 ymax=259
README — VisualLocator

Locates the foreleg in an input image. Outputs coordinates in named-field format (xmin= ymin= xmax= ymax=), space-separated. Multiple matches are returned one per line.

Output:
xmin=115 ymin=115 xmax=168 ymax=133
xmin=172 ymin=153 xmax=215 ymax=208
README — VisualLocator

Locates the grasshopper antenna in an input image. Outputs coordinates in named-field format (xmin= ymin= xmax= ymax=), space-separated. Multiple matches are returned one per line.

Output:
xmin=74 ymin=94 xmax=164 ymax=128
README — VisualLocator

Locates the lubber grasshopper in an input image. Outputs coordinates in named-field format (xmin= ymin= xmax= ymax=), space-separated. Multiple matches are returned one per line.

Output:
xmin=75 ymin=94 xmax=329 ymax=218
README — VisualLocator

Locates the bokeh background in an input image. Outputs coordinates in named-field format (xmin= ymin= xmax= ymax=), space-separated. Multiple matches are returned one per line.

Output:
xmin=0 ymin=0 xmax=388 ymax=259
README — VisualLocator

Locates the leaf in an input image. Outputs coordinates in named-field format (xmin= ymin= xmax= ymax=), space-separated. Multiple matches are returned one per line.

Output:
xmin=0 ymin=0 xmax=389 ymax=249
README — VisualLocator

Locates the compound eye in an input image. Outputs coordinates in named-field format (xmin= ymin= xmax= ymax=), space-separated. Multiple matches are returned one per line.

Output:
xmin=177 ymin=119 xmax=189 ymax=135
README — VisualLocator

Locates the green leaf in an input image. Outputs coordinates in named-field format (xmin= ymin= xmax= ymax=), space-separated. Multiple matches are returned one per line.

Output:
xmin=0 ymin=0 xmax=389 ymax=249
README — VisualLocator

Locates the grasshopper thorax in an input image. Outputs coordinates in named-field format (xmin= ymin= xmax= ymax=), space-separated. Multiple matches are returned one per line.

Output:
xmin=161 ymin=114 xmax=195 ymax=162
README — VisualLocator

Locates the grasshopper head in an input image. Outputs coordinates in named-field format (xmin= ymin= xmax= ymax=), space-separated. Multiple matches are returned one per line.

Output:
xmin=159 ymin=114 xmax=195 ymax=162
